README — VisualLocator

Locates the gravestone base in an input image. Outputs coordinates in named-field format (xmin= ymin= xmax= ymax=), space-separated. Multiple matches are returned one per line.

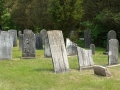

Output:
xmin=80 ymin=66 xmax=93 ymax=70
xmin=21 ymin=57 xmax=36 ymax=59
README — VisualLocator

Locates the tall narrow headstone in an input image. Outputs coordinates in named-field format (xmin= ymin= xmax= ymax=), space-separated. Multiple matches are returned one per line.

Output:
xmin=47 ymin=30 xmax=69 ymax=73
xmin=90 ymin=44 xmax=95 ymax=55
xmin=40 ymin=29 xmax=47 ymax=45
xmin=77 ymin=46 xmax=94 ymax=70
xmin=18 ymin=31 xmax=22 ymax=39
xmin=35 ymin=33 xmax=43 ymax=50
xmin=108 ymin=39 xmax=119 ymax=65
xmin=22 ymin=29 xmax=36 ymax=58
xmin=84 ymin=30 xmax=92 ymax=48
xmin=8 ymin=29 xmax=17 ymax=47
xmin=19 ymin=34 xmax=23 ymax=50
xmin=0 ymin=31 xmax=13 ymax=60
xmin=66 ymin=38 xmax=77 ymax=56
xmin=44 ymin=34 xmax=52 ymax=57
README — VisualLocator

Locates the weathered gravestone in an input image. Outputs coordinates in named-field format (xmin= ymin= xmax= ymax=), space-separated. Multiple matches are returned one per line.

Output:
xmin=94 ymin=65 xmax=111 ymax=77
xmin=108 ymin=39 xmax=119 ymax=65
xmin=90 ymin=44 xmax=95 ymax=55
xmin=84 ymin=30 xmax=92 ymax=48
xmin=8 ymin=29 xmax=17 ymax=47
xmin=35 ymin=33 xmax=43 ymax=50
xmin=19 ymin=34 xmax=23 ymax=50
xmin=22 ymin=29 xmax=36 ymax=58
xmin=104 ymin=30 xmax=116 ymax=54
xmin=44 ymin=34 xmax=52 ymax=57
xmin=77 ymin=46 xmax=94 ymax=70
xmin=40 ymin=29 xmax=47 ymax=45
xmin=66 ymin=38 xmax=77 ymax=56
xmin=18 ymin=31 xmax=22 ymax=38
xmin=47 ymin=30 xmax=69 ymax=73
xmin=0 ymin=31 xmax=13 ymax=60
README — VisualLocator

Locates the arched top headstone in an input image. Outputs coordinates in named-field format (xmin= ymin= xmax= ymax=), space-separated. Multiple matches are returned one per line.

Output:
xmin=108 ymin=30 xmax=116 ymax=40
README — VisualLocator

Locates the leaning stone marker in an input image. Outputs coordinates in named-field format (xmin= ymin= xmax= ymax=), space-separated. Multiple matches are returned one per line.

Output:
xmin=90 ymin=44 xmax=95 ymax=55
xmin=108 ymin=39 xmax=119 ymax=65
xmin=84 ymin=30 xmax=92 ymax=48
xmin=94 ymin=65 xmax=111 ymax=77
xmin=66 ymin=38 xmax=77 ymax=56
xmin=47 ymin=30 xmax=69 ymax=73
xmin=0 ymin=31 xmax=13 ymax=60
xmin=44 ymin=34 xmax=52 ymax=57
xmin=8 ymin=29 xmax=17 ymax=47
xmin=35 ymin=33 xmax=43 ymax=50
xmin=22 ymin=29 xmax=36 ymax=58
xmin=77 ymin=46 xmax=94 ymax=70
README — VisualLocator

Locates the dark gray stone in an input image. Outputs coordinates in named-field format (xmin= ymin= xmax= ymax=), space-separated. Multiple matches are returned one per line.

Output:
xmin=19 ymin=34 xmax=23 ymax=50
xmin=8 ymin=29 xmax=17 ymax=47
xmin=35 ymin=33 xmax=43 ymax=50
xmin=108 ymin=39 xmax=119 ymax=65
xmin=22 ymin=29 xmax=36 ymax=58
xmin=47 ymin=30 xmax=69 ymax=73
xmin=0 ymin=31 xmax=13 ymax=60
xmin=90 ymin=44 xmax=95 ymax=55
xmin=84 ymin=30 xmax=92 ymax=48
xmin=44 ymin=34 xmax=52 ymax=57
xmin=40 ymin=29 xmax=47 ymax=45
xmin=77 ymin=46 xmax=94 ymax=70
xmin=66 ymin=38 xmax=77 ymax=56
xmin=94 ymin=65 xmax=111 ymax=77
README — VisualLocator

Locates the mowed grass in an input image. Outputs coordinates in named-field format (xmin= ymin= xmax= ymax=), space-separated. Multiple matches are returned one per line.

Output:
xmin=0 ymin=44 xmax=120 ymax=90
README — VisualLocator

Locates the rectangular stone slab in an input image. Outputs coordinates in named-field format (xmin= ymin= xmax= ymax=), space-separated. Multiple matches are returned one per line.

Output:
xmin=47 ymin=30 xmax=69 ymax=73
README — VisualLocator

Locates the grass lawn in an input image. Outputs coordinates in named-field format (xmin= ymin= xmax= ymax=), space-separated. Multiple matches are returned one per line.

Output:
xmin=0 ymin=44 xmax=120 ymax=90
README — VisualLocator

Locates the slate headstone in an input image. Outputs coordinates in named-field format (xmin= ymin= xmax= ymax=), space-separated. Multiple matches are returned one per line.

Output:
xmin=77 ymin=46 xmax=94 ymax=70
xmin=22 ymin=29 xmax=36 ymax=58
xmin=35 ymin=33 xmax=43 ymax=50
xmin=19 ymin=34 xmax=23 ymax=50
xmin=84 ymin=30 xmax=92 ymax=48
xmin=66 ymin=38 xmax=77 ymax=56
xmin=8 ymin=29 xmax=17 ymax=47
xmin=0 ymin=31 xmax=13 ymax=60
xmin=47 ymin=30 xmax=69 ymax=73
xmin=108 ymin=39 xmax=119 ymax=65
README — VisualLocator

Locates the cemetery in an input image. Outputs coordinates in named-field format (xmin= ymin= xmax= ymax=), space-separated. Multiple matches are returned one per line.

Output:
xmin=0 ymin=29 xmax=120 ymax=90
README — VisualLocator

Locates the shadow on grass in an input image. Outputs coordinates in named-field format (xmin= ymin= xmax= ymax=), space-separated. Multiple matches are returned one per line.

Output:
xmin=33 ymin=68 xmax=54 ymax=73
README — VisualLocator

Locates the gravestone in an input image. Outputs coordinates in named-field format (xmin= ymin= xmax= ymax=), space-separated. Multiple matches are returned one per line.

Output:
xmin=19 ymin=34 xmax=23 ymax=50
xmin=8 ymin=29 xmax=17 ymax=47
xmin=0 ymin=31 xmax=13 ymax=60
xmin=47 ymin=30 xmax=69 ymax=73
xmin=66 ymin=38 xmax=77 ymax=56
xmin=104 ymin=30 xmax=116 ymax=54
xmin=35 ymin=33 xmax=43 ymax=50
xmin=22 ymin=29 xmax=36 ymax=58
xmin=44 ymin=34 xmax=52 ymax=57
xmin=90 ymin=44 xmax=95 ymax=55
xmin=40 ymin=29 xmax=47 ymax=45
xmin=77 ymin=46 xmax=94 ymax=70
xmin=108 ymin=39 xmax=119 ymax=65
xmin=84 ymin=30 xmax=92 ymax=48
xmin=18 ymin=31 xmax=22 ymax=38
xmin=94 ymin=65 xmax=111 ymax=77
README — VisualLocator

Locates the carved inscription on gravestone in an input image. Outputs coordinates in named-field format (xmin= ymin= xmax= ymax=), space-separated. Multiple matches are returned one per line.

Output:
xmin=47 ymin=30 xmax=69 ymax=73
xmin=0 ymin=31 xmax=13 ymax=59
xmin=22 ymin=30 xmax=35 ymax=58
xmin=108 ymin=39 xmax=119 ymax=65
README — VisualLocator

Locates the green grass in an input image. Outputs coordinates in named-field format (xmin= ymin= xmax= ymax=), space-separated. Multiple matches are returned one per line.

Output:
xmin=0 ymin=44 xmax=120 ymax=90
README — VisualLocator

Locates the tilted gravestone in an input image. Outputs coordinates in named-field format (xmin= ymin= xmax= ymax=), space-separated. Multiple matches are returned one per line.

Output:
xmin=0 ymin=31 xmax=13 ymax=60
xmin=84 ymin=30 xmax=92 ymax=48
xmin=47 ymin=30 xmax=69 ymax=73
xmin=108 ymin=39 xmax=119 ymax=65
xmin=66 ymin=38 xmax=77 ymax=56
xmin=8 ymin=29 xmax=17 ymax=47
xmin=90 ymin=44 xmax=95 ymax=55
xmin=44 ymin=34 xmax=52 ymax=57
xmin=19 ymin=34 xmax=23 ymax=50
xmin=22 ymin=29 xmax=36 ymax=58
xmin=40 ymin=29 xmax=47 ymax=45
xmin=77 ymin=46 xmax=94 ymax=70
xmin=104 ymin=30 xmax=116 ymax=54
xmin=35 ymin=33 xmax=43 ymax=50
